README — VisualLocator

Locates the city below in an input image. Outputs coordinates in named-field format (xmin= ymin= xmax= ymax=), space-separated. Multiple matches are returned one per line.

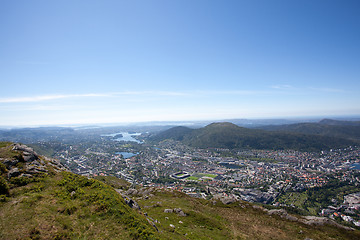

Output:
xmin=13 ymin=119 xmax=357 ymax=228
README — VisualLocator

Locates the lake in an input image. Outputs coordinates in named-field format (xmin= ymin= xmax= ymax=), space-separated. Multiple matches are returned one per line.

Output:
xmin=115 ymin=152 xmax=138 ymax=159
xmin=350 ymin=163 xmax=360 ymax=170
xmin=102 ymin=132 xmax=142 ymax=143
xmin=218 ymin=163 xmax=243 ymax=169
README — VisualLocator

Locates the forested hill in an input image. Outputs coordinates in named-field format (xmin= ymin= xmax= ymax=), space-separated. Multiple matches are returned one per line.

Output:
xmin=151 ymin=122 xmax=358 ymax=151
xmin=151 ymin=126 xmax=194 ymax=142
xmin=256 ymin=119 xmax=360 ymax=141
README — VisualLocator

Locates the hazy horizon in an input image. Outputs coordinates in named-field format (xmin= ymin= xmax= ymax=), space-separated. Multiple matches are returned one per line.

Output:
xmin=1 ymin=1 xmax=359 ymax=126
xmin=1 ymin=115 xmax=360 ymax=129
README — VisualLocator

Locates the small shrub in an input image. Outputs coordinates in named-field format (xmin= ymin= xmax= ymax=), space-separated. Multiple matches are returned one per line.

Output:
xmin=58 ymin=172 xmax=93 ymax=193
xmin=10 ymin=176 xmax=32 ymax=187
xmin=64 ymin=205 xmax=77 ymax=215
xmin=15 ymin=161 xmax=25 ymax=169
xmin=53 ymin=231 xmax=71 ymax=240
xmin=0 ymin=176 xmax=9 ymax=195
xmin=30 ymin=227 xmax=41 ymax=240
xmin=0 ymin=162 xmax=7 ymax=174
xmin=30 ymin=183 xmax=45 ymax=192
xmin=0 ymin=194 xmax=8 ymax=202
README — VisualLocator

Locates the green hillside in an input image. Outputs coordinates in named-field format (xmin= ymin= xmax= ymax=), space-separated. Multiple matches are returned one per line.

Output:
xmin=1 ymin=142 xmax=360 ymax=239
xmin=0 ymin=142 xmax=157 ymax=240
xmin=151 ymin=126 xmax=194 ymax=142
xmin=257 ymin=119 xmax=360 ymax=141
xmin=152 ymin=122 xmax=357 ymax=151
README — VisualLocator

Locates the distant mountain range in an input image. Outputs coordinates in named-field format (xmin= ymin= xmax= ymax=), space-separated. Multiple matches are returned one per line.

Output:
xmin=151 ymin=120 xmax=360 ymax=151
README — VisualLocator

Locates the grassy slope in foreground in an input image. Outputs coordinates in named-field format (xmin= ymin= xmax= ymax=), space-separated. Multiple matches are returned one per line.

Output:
xmin=0 ymin=142 xmax=157 ymax=240
xmin=134 ymin=188 xmax=360 ymax=240
xmin=1 ymin=142 xmax=360 ymax=239
xmin=0 ymin=173 xmax=157 ymax=239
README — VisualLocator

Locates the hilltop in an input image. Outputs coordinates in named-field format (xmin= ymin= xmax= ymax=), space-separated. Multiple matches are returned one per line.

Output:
xmin=151 ymin=122 xmax=358 ymax=151
xmin=1 ymin=142 xmax=360 ymax=239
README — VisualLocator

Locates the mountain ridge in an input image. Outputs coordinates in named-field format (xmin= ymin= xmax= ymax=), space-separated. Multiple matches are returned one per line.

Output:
xmin=257 ymin=119 xmax=360 ymax=141
xmin=152 ymin=121 xmax=358 ymax=151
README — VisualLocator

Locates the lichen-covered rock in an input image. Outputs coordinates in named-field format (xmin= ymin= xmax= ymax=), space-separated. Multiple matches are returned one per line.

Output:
xmin=177 ymin=211 xmax=186 ymax=217
xmin=25 ymin=165 xmax=48 ymax=174
xmin=3 ymin=159 xmax=19 ymax=168
xmin=174 ymin=208 xmax=186 ymax=216
xmin=8 ymin=168 xmax=21 ymax=178
xmin=12 ymin=144 xmax=36 ymax=154
xmin=138 ymin=188 xmax=152 ymax=196
xmin=123 ymin=196 xmax=141 ymax=210
xmin=300 ymin=216 xmax=353 ymax=230
xmin=45 ymin=157 xmax=67 ymax=171
xmin=12 ymin=144 xmax=39 ymax=163
xmin=146 ymin=218 xmax=158 ymax=231
xmin=22 ymin=151 xmax=38 ymax=162
xmin=267 ymin=209 xmax=298 ymax=221
xmin=126 ymin=188 xmax=138 ymax=196
xmin=19 ymin=173 xmax=33 ymax=178
xmin=252 ymin=205 xmax=267 ymax=212
xmin=220 ymin=197 xmax=236 ymax=205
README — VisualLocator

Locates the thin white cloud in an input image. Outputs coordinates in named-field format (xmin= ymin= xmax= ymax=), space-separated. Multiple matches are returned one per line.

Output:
xmin=0 ymin=89 xmax=295 ymax=104
xmin=113 ymin=91 xmax=189 ymax=96
xmin=0 ymin=91 xmax=190 ymax=104
xmin=194 ymin=90 xmax=268 ymax=95
xmin=0 ymin=93 xmax=110 ymax=103
xmin=270 ymin=84 xmax=294 ymax=90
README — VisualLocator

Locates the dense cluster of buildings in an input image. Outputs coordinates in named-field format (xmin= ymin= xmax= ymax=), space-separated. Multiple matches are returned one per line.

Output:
xmin=40 ymin=134 xmax=360 ymax=226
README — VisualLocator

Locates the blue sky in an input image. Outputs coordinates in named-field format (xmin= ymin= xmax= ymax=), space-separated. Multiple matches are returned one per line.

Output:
xmin=0 ymin=0 xmax=359 ymax=126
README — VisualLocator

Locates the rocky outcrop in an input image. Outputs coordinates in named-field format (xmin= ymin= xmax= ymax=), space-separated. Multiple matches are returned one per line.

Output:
xmin=251 ymin=205 xmax=354 ymax=231
xmin=220 ymin=197 xmax=236 ymax=205
xmin=123 ymin=196 xmax=141 ymax=210
xmin=164 ymin=208 xmax=186 ymax=216
xmin=3 ymin=158 xmax=19 ymax=168
xmin=174 ymin=208 xmax=186 ymax=217
xmin=2 ymin=143 xmax=68 ymax=179
xmin=8 ymin=168 xmax=21 ymax=178
xmin=252 ymin=205 xmax=266 ymax=211
xmin=213 ymin=193 xmax=238 ymax=205
xmin=46 ymin=157 xmax=67 ymax=172
xmin=300 ymin=216 xmax=353 ymax=230
xmin=117 ymin=190 xmax=141 ymax=210
xmin=25 ymin=164 xmax=48 ymax=174
xmin=22 ymin=151 xmax=38 ymax=162
xmin=146 ymin=218 xmax=158 ymax=232
xmin=267 ymin=209 xmax=298 ymax=221
xmin=126 ymin=188 xmax=138 ymax=196
xmin=12 ymin=144 xmax=38 ymax=162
